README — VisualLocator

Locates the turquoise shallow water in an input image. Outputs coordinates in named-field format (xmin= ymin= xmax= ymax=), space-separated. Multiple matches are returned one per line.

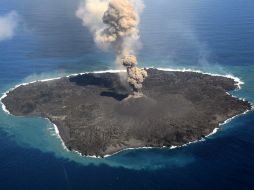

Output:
xmin=1 ymin=0 xmax=254 ymax=189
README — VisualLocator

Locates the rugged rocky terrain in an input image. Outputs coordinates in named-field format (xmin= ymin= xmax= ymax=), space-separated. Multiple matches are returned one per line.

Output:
xmin=2 ymin=69 xmax=252 ymax=157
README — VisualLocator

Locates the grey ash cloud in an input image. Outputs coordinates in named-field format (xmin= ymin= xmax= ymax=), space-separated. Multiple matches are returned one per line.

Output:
xmin=76 ymin=0 xmax=147 ymax=97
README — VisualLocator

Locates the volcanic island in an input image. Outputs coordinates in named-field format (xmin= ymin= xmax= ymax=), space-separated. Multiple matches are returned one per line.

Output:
xmin=1 ymin=68 xmax=252 ymax=157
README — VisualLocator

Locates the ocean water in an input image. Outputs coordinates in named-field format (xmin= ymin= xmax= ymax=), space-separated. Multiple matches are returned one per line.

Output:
xmin=1 ymin=0 xmax=254 ymax=189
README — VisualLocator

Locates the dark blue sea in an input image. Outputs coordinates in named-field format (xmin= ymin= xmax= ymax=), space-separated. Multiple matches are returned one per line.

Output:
xmin=1 ymin=0 xmax=254 ymax=189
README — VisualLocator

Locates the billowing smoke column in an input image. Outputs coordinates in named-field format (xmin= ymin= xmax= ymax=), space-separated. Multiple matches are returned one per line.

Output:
xmin=76 ymin=0 xmax=147 ymax=97
xmin=122 ymin=55 xmax=147 ymax=96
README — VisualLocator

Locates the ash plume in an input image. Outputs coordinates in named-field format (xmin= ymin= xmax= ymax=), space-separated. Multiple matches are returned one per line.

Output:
xmin=123 ymin=55 xmax=148 ymax=96
xmin=76 ymin=0 xmax=147 ymax=97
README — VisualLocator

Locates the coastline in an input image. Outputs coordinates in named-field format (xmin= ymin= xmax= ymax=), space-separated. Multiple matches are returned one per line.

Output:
xmin=102 ymin=108 xmax=252 ymax=158
xmin=0 ymin=68 xmax=252 ymax=158
xmin=48 ymin=119 xmax=70 ymax=152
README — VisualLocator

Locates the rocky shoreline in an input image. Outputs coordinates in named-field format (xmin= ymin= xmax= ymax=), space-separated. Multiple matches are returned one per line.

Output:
xmin=1 ymin=68 xmax=252 ymax=157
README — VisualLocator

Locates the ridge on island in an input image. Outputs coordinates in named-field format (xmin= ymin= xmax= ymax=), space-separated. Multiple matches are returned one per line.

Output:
xmin=1 ymin=69 xmax=252 ymax=157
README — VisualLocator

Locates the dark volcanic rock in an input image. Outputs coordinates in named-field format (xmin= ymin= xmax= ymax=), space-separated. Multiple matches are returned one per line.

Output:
xmin=2 ymin=69 xmax=252 ymax=157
